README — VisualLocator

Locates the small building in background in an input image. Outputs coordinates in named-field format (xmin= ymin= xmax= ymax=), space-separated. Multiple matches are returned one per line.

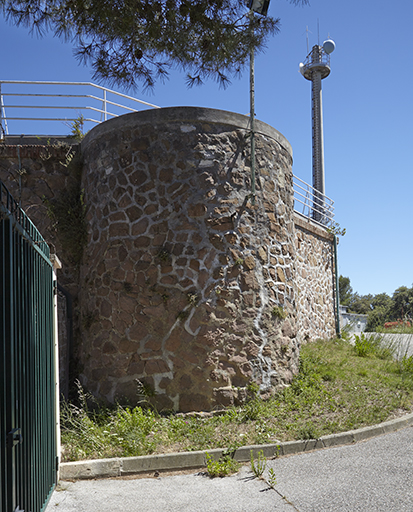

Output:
xmin=339 ymin=305 xmax=368 ymax=334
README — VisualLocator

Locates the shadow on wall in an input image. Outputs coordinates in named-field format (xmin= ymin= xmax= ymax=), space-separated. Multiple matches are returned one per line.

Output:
xmin=78 ymin=107 xmax=300 ymax=412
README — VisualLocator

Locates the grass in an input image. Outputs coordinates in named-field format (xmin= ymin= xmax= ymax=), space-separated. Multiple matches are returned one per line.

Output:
xmin=376 ymin=325 xmax=413 ymax=334
xmin=60 ymin=337 xmax=413 ymax=463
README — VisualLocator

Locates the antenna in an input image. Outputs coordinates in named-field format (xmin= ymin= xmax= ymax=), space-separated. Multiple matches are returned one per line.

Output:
xmin=299 ymin=35 xmax=336 ymax=224
xmin=306 ymin=26 xmax=309 ymax=53
xmin=302 ymin=26 xmax=312 ymax=53
xmin=323 ymin=38 xmax=336 ymax=54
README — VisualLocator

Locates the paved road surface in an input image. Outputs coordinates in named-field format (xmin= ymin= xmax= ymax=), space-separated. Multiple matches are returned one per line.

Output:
xmin=46 ymin=426 xmax=413 ymax=512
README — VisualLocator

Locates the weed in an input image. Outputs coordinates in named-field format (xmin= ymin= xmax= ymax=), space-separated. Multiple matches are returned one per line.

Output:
xmin=205 ymin=452 xmax=240 ymax=477
xmin=234 ymin=258 xmax=244 ymax=266
xmin=176 ymin=310 xmax=190 ymax=321
xmin=250 ymin=449 xmax=267 ymax=478
xmin=272 ymin=306 xmax=287 ymax=320
xmin=376 ymin=323 xmax=413 ymax=335
xmin=340 ymin=322 xmax=353 ymax=341
xmin=246 ymin=381 xmax=260 ymax=399
xmin=353 ymin=333 xmax=394 ymax=360
xmin=399 ymin=355 xmax=413 ymax=375
xmin=353 ymin=333 xmax=371 ymax=357
xmin=297 ymin=423 xmax=320 ymax=440
xmin=267 ymin=467 xmax=277 ymax=489
xmin=44 ymin=152 xmax=87 ymax=267
xmin=135 ymin=379 xmax=156 ymax=406
xmin=321 ymin=371 xmax=335 ymax=382
xmin=187 ymin=292 xmax=198 ymax=305
xmin=67 ymin=115 xmax=86 ymax=141
xmin=326 ymin=221 xmax=346 ymax=237
xmin=240 ymin=398 xmax=264 ymax=421
xmin=157 ymin=248 xmax=170 ymax=262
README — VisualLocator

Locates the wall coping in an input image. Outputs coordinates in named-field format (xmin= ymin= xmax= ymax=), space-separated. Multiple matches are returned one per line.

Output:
xmin=294 ymin=211 xmax=334 ymax=242
xmin=1 ymin=136 xmax=78 ymax=146
xmin=81 ymin=106 xmax=292 ymax=158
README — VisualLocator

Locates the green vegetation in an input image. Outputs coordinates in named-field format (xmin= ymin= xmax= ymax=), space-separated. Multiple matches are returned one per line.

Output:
xmin=60 ymin=337 xmax=413 ymax=463
xmin=375 ymin=324 xmax=413 ymax=335
xmin=250 ymin=449 xmax=267 ymax=478
xmin=339 ymin=275 xmax=413 ymax=331
xmin=2 ymin=0 xmax=296 ymax=90
xmin=205 ymin=450 xmax=240 ymax=478
xmin=271 ymin=306 xmax=287 ymax=320
xmin=45 ymin=151 xmax=87 ymax=267
xmin=67 ymin=115 xmax=86 ymax=141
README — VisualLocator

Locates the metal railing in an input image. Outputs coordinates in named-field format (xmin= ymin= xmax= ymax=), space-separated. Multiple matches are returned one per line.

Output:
xmin=293 ymin=174 xmax=335 ymax=227
xmin=0 ymin=80 xmax=160 ymax=136
xmin=0 ymin=82 xmax=335 ymax=227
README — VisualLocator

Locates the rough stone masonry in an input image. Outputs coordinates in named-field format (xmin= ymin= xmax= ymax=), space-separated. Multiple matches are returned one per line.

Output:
xmin=0 ymin=107 xmax=337 ymax=412
xmin=80 ymin=107 xmax=303 ymax=412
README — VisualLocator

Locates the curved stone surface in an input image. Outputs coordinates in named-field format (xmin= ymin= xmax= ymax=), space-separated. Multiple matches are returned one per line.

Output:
xmin=79 ymin=106 xmax=298 ymax=412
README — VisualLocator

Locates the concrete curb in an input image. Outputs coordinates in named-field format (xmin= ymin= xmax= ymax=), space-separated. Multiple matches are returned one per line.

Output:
xmin=60 ymin=412 xmax=413 ymax=480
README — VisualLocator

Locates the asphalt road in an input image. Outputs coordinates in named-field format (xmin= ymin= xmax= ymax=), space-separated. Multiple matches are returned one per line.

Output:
xmin=46 ymin=426 xmax=413 ymax=512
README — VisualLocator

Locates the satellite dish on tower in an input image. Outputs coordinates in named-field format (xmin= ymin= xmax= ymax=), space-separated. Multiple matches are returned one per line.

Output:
xmin=322 ymin=39 xmax=335 ymax=55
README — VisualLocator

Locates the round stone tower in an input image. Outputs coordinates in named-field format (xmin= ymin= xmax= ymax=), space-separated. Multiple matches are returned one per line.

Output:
xmin=79 ymin=107 xmax=298 ymax=412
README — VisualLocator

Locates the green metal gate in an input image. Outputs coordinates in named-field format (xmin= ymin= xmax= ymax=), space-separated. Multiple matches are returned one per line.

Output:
xmin=1 ymin=180 xmax=57 ymax=512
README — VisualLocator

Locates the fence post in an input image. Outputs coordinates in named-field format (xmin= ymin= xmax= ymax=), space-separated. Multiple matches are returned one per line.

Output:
xmin=51 ymin=254 xmax=62 ymax=481
xmin=0 ymin=82 xmax=3 ymax=139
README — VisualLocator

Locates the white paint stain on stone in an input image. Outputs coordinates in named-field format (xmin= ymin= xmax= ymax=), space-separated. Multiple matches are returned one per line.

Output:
xmin=180 ymin=124 xmax=196 ymax=133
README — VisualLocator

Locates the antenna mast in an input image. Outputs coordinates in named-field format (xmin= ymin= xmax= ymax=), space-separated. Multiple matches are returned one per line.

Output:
xmin=299 ymin=36 xmax=335 ymax=223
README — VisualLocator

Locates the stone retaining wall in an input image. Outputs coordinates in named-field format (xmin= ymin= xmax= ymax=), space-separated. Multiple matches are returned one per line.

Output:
xmin=294 ymin=213 xmax=337 ymax=342
xmin=0 ymin=140 xmax=79 ymax=397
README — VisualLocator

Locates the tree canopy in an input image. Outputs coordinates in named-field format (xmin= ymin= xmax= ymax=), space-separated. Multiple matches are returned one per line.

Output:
xmin=1 ymin=0 xmax=308 ymax=90
xmin=339 ymin=275 xmax=413 ymax=331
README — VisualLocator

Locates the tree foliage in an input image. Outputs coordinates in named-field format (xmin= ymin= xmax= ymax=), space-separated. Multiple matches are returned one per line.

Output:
xmin=339 ymin=275 xmax=353 ymax=307
xmin=1 ymin=0 xmax=308 ymax=90
xmin=339 ymin=275 xmax=413 ymax=331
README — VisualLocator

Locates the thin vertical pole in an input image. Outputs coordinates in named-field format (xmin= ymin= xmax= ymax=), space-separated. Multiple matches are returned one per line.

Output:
xmin=249 ymin=11 xmax=256 ymax=205
xmin=0 ymin=82 xmax=3 ymax=139
xmin=334 ymin=235 xmax=341 ymax=337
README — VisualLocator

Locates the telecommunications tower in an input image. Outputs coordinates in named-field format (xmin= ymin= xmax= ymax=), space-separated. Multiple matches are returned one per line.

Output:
xmin=299 ymin=38 xmax=335 ymax=223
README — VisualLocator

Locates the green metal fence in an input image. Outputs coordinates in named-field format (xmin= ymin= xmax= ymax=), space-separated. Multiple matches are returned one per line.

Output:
xmin=1 ymin=180 xmax=57 ymax=512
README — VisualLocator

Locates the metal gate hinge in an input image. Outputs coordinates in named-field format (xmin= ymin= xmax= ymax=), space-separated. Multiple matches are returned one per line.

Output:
xmin=7 ymin=427 xmax=22 ymax=448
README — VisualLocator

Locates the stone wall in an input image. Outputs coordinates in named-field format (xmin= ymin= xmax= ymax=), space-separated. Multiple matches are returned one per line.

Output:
xmin=0 ymin=139 xmax=79 ymax=397
xmin=79 ymin=107 xmax=300 ymax=412
xmin=0 ymin=109 xmax=339 ymax=412
xmin=294 ymin=213 xmax=337 ymax=342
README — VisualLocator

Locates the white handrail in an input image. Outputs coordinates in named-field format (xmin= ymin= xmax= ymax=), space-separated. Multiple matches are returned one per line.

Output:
xmin=293 ymin=173 xmax=335 ymax=226
xmin=0 ymin=80 xmax=160 ymax=135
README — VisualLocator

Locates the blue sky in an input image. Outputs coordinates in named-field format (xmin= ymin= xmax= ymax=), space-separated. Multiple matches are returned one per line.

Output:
xmin=1 ymin=0 xmax=411 ymax=298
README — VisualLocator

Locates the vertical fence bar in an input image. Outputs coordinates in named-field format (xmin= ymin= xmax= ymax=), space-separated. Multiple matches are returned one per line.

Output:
xmin=0 ymin=214 xmax=8 ymax=512
xmin=0 ymin=82 xmax=3 ymax=138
